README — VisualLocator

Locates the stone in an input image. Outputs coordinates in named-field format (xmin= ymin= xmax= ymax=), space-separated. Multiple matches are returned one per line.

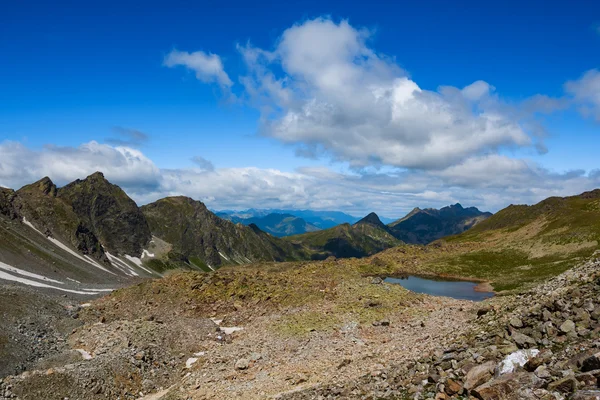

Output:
xmin=572 ymin=390 xmax=600 ymax=400
xmin=511 ymin=331 xmax=536 ymax=348
xmin=560 ymin=320 xmax=576 ymax=333
xmin=445 ymin=378 xmax=462 ymax=395
xmin=235 ymin=358 xmax=250 ymax=370
xmin=581 ymin=352 xmax=600 ymax=372
xmin=510 ymin=317 xmax=524 ymax=328
xmin=471 ymin=372 xmax=538 ymax=400
xmin=534 ymin=365 xmax=551 ymax=379
xmin=547 ymin=376 xmax=577 ymax=394
xmin=464 ymin=361 xmax=496 ymax=390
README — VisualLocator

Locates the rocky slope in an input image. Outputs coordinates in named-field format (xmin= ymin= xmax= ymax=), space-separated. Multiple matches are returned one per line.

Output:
xmin=282 ymin=255 xmax=600 ymax=400
xmin=388 ymin=203 xmax=492 ymax=245
xmin=13 ymin=172 xmax=151 ymax=262
xmin=285 ymin=212 xmax=401 ymax=259
xmin=141 ymin=196 xmax=307 ymax=269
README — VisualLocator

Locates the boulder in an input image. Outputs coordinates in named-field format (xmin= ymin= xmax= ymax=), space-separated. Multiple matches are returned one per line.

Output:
xmin=464 ymin=361 xmax=496 ymax=391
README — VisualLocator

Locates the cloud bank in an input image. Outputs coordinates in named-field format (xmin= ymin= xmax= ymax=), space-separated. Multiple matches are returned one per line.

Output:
xmin=0 ymin=141 xmax=598 ymax=217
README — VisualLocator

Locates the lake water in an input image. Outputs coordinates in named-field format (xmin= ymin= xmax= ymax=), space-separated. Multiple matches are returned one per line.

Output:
xmin=384 ymin=275 xmax=494 ymax=301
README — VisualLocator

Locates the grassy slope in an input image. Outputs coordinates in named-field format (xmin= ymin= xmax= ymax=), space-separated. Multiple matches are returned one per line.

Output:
xmin=371 ymin=189 xmax=600 ymax=291
xmin=284 ymin=221 xmax=401 ymax=259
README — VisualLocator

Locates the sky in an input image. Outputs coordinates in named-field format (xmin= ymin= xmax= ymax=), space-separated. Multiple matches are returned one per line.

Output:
xmin=1 ymin=0 xmax=600 ymax=218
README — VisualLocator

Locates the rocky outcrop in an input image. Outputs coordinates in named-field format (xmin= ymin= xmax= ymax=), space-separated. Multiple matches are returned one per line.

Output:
xmin=57 ymin=172 xmax=151 ymax=257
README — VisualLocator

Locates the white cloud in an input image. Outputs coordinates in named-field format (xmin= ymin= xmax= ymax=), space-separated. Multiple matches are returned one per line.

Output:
xmin=164 ymin=50 xmax=233 ymax=88
xmin=236 ymin=17 xmax=540 ymax=170
xmin=1 ymin=141 xmax=598 ymax=218
xmin=0 ymin=141 xmax=161 ymax=191
xmin=565 ymin=69 xmax=600 ymax=120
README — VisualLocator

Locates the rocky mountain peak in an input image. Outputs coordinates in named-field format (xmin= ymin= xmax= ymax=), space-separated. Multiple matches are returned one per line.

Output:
xmin=355 ymin=212 xmax=385 ymax=227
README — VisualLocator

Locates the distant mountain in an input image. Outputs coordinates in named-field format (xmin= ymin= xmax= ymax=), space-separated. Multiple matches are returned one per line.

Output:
xmin=216 ymin=209 xmax=363 ymax=229
xmin=217 ymin=212 xmax=320 ymax=237
xmin=141 ymin=197 xmax=307 ymax=270
xmin=285 ymin=212 xmax=401 ymax=259
xmin=387 ymin=203 xmax=492 ymax=245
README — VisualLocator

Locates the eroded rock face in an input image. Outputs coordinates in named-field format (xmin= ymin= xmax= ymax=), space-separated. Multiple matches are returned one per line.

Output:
xmin=14 ymin=173 xmax=151 ymax=259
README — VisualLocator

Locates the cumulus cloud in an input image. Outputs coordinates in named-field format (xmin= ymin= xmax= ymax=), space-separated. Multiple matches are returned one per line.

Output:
xmin=235 ymin=17 xmax=542 ymax=170
xmin=565 ymin=69 xmax=600 ymax=120
xmin=1 ymin=141 xmax=599 ymax=217
xmin=105 ymin=126 xmax=149 ymax=147
xmin=164 ymin=50 xmax=233 ymax=88
xmin=0 ymin=141 xmax=161 ymax=192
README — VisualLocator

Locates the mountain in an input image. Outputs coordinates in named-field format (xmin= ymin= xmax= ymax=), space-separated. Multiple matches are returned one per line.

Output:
xmin=141 ymin=197 xmax=307 ymax=270
xmin=217 ymin=212 xmax=320 ymax=237
xmin=0 ymin=173 xmax=160 ymax=290
xmin=387 ymin=203 xmax=492 ymax=244
xmin=285 ymin=212 xmax=401 ymax=259
xmin=217 ymin=208 xmax=362 ymax=229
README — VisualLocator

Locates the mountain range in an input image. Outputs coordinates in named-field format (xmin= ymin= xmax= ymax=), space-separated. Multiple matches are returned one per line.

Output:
xmin=0 ymin=172 xmax=494 ymax=288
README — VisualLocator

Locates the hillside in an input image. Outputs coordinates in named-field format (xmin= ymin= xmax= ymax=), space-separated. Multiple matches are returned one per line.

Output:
xmin=387 ymin=203 xmax=492 ymax=245
xmin=285 ymin=212 xmax=401 ymax=259
xmin=371 ymin=189 xmax=600 ymax=291
xmin=217 ymin=212 xmax=321 ymax=237
xmin=141 ymin=196 xmax=308 ymax=270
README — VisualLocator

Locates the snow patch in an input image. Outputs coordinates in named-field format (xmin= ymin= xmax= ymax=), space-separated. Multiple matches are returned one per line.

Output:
xmin=0 ymin=270 xmax=103 ymax=295
xmin=218 ymin=251 xmax=230 ymax=261
xmin=206 ymin=264 xmax=215 ymax=271
xmin=22 ymin=217 xmax=44 ymax=236
xmin=141 ymin=250 xmax=155 ymax=259
xmin=46 ymin=237 xmax=115 ymax=275
xmin=185 ymin=357 xmax=198 ymax=368
xmin=75 ymin=349 xmax=93 ymax=360
xmin=106 ymin=253 xmax=138 ymax=277
xmin=220 ymin=327 xmax=243 ymax=335
xmin=499 ymin=349 xmax=539 ymax=375
xmin=80 ymin=303 xmax=92 ymax=308
xmin=124 ymin=255 xmax=154 ymax=275
xmin=0 ymin=261 xmax=64 ymax=284
xmin=66 ymin=277 xmax=81 ymax=284
xmin=210 ymin=318 xmax=223 ymax=325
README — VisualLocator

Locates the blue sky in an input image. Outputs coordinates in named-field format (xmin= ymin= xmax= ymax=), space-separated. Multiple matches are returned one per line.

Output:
xmin=1 ymin=0 xmax=599 ymax=217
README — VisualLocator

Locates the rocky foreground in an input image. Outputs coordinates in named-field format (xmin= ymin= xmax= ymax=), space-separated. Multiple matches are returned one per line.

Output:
xmin=284 ymin=254 xmax=600 ymax=400
xmin=2 ymin=254 xmax=600 ymax=399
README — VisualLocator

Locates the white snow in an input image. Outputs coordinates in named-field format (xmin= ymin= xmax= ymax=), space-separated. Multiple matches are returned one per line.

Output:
xmin=66 ymin=277 xmax=81 ymax=284
xmin=80 ymin=303 xmax=92 ymax=308
xmin=206 ymin=264 xmax=215 ymax=271
xmin=185 ymin=357 xmax=198 ymax=368
xmin=0 ymin=261 xmax=64 ymax=284
xmin=124 ymin=255 xmax=155 ymax=275
xmin=0 ymin=270 xmax=104 ymax=295
xmin=220 ymin=327 xmax=243 ymax=335
xmin=80 ymin=288 xmax=114 ymax=293
xmin=22 ymin=217 xmax=44 ymax=236
xmin=194 ymin=351 xmax=206 ymax=357
xmin=499 ymin=349 xmax=539 ymax=374
xmin=75 ymin=349 xmax=93 ymax=360
xmin=210 ymin=318 xmax=223 ymax=325
xmin=218 ymin=251 xmax=230 ymax=261
xmin=46 ymin=236 xmax=115 ymax=275
xmin=141 ymin=250 xmax=155 ymax=259
xmin=106 ymin=253 xmax=138 ymax=276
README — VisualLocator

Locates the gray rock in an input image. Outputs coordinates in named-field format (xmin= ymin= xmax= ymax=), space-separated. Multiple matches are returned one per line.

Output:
xmin=560 ymin=320 xmax=575 ymax=333
xmin=235 ymin=358 xmax=250 ymax=370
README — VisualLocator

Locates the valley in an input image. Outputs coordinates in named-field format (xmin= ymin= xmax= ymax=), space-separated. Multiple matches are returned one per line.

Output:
xmin=0 ymin=174 xmax=600 ymax=399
